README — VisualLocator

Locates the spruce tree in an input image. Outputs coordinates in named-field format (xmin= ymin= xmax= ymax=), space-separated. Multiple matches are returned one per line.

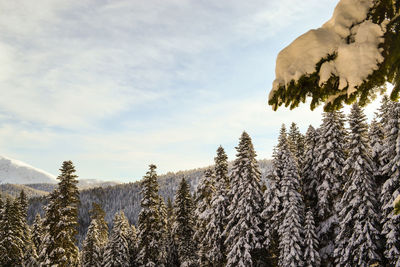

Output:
xmin=103 ymin=211 xmax=131 ymax=267
xmin=277 ymin=129 xmax=304 ymax=267
xmin=288 ymin=122 xmax=305 ymax=167
xmin=137 ymin=164 xmax=166 ymax=266
xmin=32 ymin=213 xmax=43 ymax=252
xmin=39 ymin=160 xmax=80 ymax=266
xmin=173 ymin=177 xmax=197 ymax=266
xmin=335 ymin=104 xmax=382 ymax=266
xmin=315 ymin=111 xmax=347 ymax=263
xmin=302 ymin=125 xmax=320 ymax=210
xmin=165 ymin=198 xmax=179 ymax=267
xmin=0 ymin=198 xmax=25 ymax=266
xmin=380 ymin=102 xmax=400 ymax=265
xmin=203 ymin=146 xmax=230 ymax=266
xmin=127 ymin=224 xmax=139 ymax=266
xmin=194 ymin=168 xmax=215 ymax=265
xmin=304 ymin=210 xmax=320 ymax=267
xmin=82 ymin=219 xmax=103 ymax=267
xmin=224 ymin=131 xmax=265 ymax=267
xmin=369 ymin=117 xmax=386 ymax=189
xmin=261 ymin=125 xmax=287 ymax=266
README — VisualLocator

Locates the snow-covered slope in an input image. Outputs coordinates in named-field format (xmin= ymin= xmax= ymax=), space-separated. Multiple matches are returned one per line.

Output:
xmin=0 ymin=155 xmax=56 ymax=184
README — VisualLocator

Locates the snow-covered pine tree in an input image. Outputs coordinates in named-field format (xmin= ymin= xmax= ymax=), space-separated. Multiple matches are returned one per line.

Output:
xmin=380 ymin=102 xmax=400 ymax=265
xmin=315 ymin=110 xmax=347 ymax=264
xmin=103 ymin=211 xmax=131 ymax=267
xmin=304 ymin=210 xmax=321 ymax=267
xmin=369 ymin=117 xmax=386 ymax=189
xmin=39 ymin=161 xmax=80 ymax=266
xmin=288 ymin=122 xmax=305 ymax=168
xmin=261 ymin=125 xmax=287 ymax=266
xmin=82 ymin=219 xmax=103 ymax=267
xmin=302 ymin=125 xmax=319 ymax=210
xmin=31 ymin=213 xmax=43 ymax=252
xmin=88 ymin=202 xmax=109 ymax=264
xmin=127 ymin=224 xmax=139 ymax=266
xmin=137 ymin=164 xmax=166 ymax=266
xmin=224 ymin=131 xmax=265 ymax=267
xmin=165 ymin=198 xmax=179 ymax=267
xmin=173 ymin=177 xmax=197 ymax=266
xmin=203 ymin=146 xmax=230 ymax=266
xmin=277 ymin=129 xmax=304 ymax=267
xmin=334 ymin=104 xmax=382 ymax=266
xmin=194 ymin=168 xmax=215 ymax=265
xmin=0 ymin=198 xmax=25 ymax=266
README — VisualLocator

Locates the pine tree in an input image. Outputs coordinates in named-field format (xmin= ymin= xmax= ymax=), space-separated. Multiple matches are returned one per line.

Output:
xmin=103 ymin=211 xmax=131 ymax=267
xmin=82 ymin=219 xmax=103 ymax=267
xmin=335 ymin=104 xmax=382 ymax=266
xmin=369 ymin=117 xmax=386 ymax=189
xmin=127 ymin=224 xmax=139 ymax=266
xmin=302 ymin=125 xmax=319 ymax=210
xmin=380 ymin=102 xmax=400 ymax=265
xmin=304 ymin=210 xmax=321 ymax=267
xmin=315 ymin=111 xmax=347 ymax=263
xmin=261 ymin=125 xmax=287 ymax=266
xmin=173 ymin=177 xmax=197 ymax=266
xmin=137 ymin=164 xmax=166 ymax=266
xmin=0 ymin=198 xmax=25 ymax=266
xmin=277 ymin=129 xmax=304 ymax=267
xmin=194 ymin=168 xmax=215 ymax=265
xmin=203 ymin=146 xmax=230 ymax=266
xmin=32 ymin=213 xmax=43 ymax=252
xmin=165 ymin=198 xmax=179 ymax=267
xmin=288 ymin=122 xmax=305 ymax=167
xmin=39 ymin=160 xmax=80 ymax=266
xmin=224 ymin=131 xmax=265 ymax=267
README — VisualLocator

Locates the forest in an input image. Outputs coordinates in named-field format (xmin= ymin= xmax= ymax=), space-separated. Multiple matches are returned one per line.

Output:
xmin=1 ymin=96 xmax=400 ymax=266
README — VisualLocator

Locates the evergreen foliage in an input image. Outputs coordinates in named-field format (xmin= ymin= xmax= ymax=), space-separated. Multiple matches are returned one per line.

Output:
xmin=82 ymin=219 xmax=103 ymax=267
xmin=288 ymin=122 xmax=305 ymax=167
xmin=302 ymin=125 xmax=319 ymax=210
xmin=203 ymin=146 xmax=230 ymax=266
xmin=165 ymin=198 xmax=179 ymax=267
xmin=380 ymin=102 xmax=400 ymax=265
xmin=304 ymin=210 xmax=321 ymax=267
xmin=39 ymin=160 xmax=80 ymax=266
xmin=335 ymin=104 xmax=382 ymax=266
xmin=137 ymin=164 xmax=167 ymax=266
xmin=315 ymin=111 xmax=347 ymax=263
xmin=103 ymin=211 xmax=131 ymax=267
xmin=173 ymin=177 xmax=197 ymax=266
xmin=224 ymin=131 xmax=265 ymax=267
xmin=32 ymin=213 xmax=43 ymax=252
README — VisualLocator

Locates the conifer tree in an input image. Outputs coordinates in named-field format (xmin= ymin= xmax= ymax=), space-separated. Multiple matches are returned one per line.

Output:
xmin=165 ymin=198 xmax=179 ymax=267
xmin=380 ymin=102 xmax=400 ymax=265
xmin=173 ymin=177 xmax=197 ymax=266
xmin=103 ymin=211 xmax=131 ymax=267
xmin=302 ymin=125 xmax=319 ymax=210
xmin=39 ymin=160 xmax=80 ymax=266
xmin=203 ymin=146 xmax=230 ymax=266
xmin=288 ymin=122 xmax=305 ymax=167
xmin=0 ymin=197 xmax=28 ymax=266
xmin=315 ymin=111 xmax=347 ymax=263
xmin=304 ymin=210 xmax=320 ymax=267
xmin=262 ymin=125 xmax=286 ymax=265
xmin=82 ymin=219 xmax=103 ymax=267
xmin=224 ymin=131 xmax=265 ymax=267
xmin=127 ymin=224 xmax=139 ymax=266
xmin=137 ymin=164 xmax=166 ymax=266
xmin=369 ymin=117 xmax=386 ymax=188
xmin=277 ymin=129 xmax=304 ymax=267
xmin=32 ymin=213 xmax=43 ymax=252
xmin=194 ymin=168 xmax=215 ymax=265
xmin=335 ymin=104 xmax=382 ymax=266
xmin=89 ymin=202 xmax=109 ymax=249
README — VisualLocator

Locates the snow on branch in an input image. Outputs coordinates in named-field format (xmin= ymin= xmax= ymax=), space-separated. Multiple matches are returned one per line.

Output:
xmin=269 ymin=0 xmax=400 ymax=111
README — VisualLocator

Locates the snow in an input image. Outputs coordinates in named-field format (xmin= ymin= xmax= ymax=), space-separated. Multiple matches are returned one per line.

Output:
xmin=393 ymin=194 xmax=400 ymax=209
xmin=271 ymin=0 xmax=385 ymax=103
xmin=0 ymin=155 xmax=56 ymax=184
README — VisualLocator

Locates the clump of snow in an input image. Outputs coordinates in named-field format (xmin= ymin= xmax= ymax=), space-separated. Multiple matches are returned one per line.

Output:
xmin=271 ymin=0 xmax=385 ymax=103
xmin=393 ymin=194 xmax=400 ymax=209
xmin=0 ymin=155 xmax=56 ymax=184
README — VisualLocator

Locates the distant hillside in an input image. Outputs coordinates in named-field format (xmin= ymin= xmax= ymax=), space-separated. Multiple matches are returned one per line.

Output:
xmin=0 ymin=155 xmax=57 ymax=184
xmin=26 ymin=159 xmax=272 ymax=245
xmin=0 ymin=184 xmax=49 ymax=199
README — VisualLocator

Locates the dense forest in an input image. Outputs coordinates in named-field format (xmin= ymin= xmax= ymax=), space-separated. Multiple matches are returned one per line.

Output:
xmin=1 ymin=96 xmax=400 ymax=266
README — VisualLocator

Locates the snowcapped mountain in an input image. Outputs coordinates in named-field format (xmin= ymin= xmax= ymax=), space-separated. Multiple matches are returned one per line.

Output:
xmin=0 ymin=155 xmax=57 ymax=184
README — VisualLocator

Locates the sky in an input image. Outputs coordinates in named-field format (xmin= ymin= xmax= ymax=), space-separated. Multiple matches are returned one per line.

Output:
xmin=0 ymin=0 xmax=383 ymax=182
